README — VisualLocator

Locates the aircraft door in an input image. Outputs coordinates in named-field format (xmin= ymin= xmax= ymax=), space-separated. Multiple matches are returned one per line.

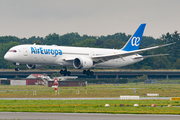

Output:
xmin=23 ymin=48 xmax=28 ymax=56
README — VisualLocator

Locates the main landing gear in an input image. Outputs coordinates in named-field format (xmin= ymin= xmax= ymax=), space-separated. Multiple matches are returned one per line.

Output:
xmin=83 ymin=69 xmax=94 ymax=76
xmin=60 ymin=67 xmax=94 ymax=76
xmin=60 ymin=67 xmax=71 ymax=76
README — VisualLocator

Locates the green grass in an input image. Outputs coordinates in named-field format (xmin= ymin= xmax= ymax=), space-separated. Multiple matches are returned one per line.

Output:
xmin=0 ymin=84 xmax=180 ymax=114
xmin=0 ymin=100 xmax=180 ymax=114
xmin=0 ymin=84 xmax=180 ymax=98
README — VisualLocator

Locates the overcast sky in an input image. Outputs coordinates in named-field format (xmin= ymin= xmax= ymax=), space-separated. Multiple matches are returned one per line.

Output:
xmin=0 ymin=0 xmax=179 ymax=39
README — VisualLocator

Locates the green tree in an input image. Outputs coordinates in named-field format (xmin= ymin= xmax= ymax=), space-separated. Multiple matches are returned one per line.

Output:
xmin=102 ymin=39 xmax=124 ymax=49
xmin=45 ymin=33 xmax=60 ymax=45
xmin=51 ymin=73 xmax=62 ymax=78
xmin=153 ymin=56 xmax=171 ymax=69
xmin=173 ymin=58 xmax=180 ymax=69
xmin=72 ymin=38 xmax=96 ymax=47
xmin=32 ymin=40 xmax=43 ymax=45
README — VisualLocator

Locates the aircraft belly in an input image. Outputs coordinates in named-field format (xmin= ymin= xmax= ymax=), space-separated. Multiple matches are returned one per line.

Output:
xmin=19 ymin=54 xmax=59 ymax=65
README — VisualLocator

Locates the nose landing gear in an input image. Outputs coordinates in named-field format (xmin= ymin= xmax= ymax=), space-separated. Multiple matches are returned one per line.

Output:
xmin=14 ymin=63 xmax=19 ymax=71
xmin=15 ymin=66 xmax=19 ymax=71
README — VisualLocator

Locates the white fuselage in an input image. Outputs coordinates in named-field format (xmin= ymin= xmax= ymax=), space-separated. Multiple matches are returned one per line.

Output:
xmin=4 ymin=23 xmax=172 ymax=73
xmin=4 ymin=44 xmax=143 ymax=69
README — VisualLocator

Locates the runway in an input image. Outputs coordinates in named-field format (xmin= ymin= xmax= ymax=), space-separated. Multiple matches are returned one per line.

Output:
xmin=0 ymin=112 xmax=179 ymax=120
xmin=1 ymin=70 xmax=180 ymax=79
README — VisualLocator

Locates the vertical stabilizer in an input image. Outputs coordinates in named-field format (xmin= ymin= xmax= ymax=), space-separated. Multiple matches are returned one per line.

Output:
xmin=122 ymin=23 xmax=146 ymax=51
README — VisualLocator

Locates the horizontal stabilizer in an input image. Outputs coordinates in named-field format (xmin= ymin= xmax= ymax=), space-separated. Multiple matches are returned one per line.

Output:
xmin=134 ymin=54 xmax=169 ymax=59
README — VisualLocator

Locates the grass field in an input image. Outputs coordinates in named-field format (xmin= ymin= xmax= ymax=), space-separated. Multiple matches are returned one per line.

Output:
xmin=0 ymin=84 xmax=180 ymax=114
xmin=0 ymin=100 xmax=180 ymax=114
xmin=0 ymin=83 xmax=180 ymax=98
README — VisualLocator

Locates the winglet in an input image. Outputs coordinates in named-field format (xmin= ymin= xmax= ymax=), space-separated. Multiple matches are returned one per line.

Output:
xmin=122 ymin=23 xmax=146 ymax=51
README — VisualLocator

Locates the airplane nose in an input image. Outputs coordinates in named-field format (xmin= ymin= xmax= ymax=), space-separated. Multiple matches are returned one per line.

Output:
xmin=4 ymin=53 xmax=9 ymax=61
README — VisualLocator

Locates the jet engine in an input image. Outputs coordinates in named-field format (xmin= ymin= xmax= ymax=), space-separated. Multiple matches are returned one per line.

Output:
xmin=73 ymin=57 xmax=93 ymax=69
xmin=26 ymin=64 xmax=44 ymax=69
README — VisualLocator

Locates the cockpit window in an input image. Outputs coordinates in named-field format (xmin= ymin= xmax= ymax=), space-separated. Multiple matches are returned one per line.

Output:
xmin=8 ymin=50 xmax=17 ymax=52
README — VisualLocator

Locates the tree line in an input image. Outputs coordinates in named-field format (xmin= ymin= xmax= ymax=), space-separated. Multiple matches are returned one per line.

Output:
xmin=0 ymin=31 xmax=179 ymax=70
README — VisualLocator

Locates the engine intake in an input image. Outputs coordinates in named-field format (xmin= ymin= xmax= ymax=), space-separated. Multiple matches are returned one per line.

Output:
xmin=73 ymin=57 xmax=93 ymax=69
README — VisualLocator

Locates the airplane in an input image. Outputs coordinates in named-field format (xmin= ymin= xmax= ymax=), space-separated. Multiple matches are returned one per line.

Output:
xmin=4 ymin=23 xmax=174 ymax=76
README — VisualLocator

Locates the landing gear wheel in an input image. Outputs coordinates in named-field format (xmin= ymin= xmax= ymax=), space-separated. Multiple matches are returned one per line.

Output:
xmin=15 ymin=66 xmax=19 ymax=71
xmin=83 ymin=70 xmax=87 ymax=74
xmin=63 ymin=69 xmax=67 ymax=76
xmin=83 ymin=69 xmax=94 ymax=76
xmin=60 ymin=70 xmax=64 ymax=74
xmin=59 ymin=67 xmax=71 ymax=76
xmin=67 ymin=71 xmax=71 ymax=76
xmin=90 ymin=71 xmax=94 ymax=76
xmin=14 ymin=63 xmax=20 ymax=71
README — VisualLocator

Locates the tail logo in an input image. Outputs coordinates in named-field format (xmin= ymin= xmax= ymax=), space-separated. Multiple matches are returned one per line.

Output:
xmin=131 ymin=37 xmax=140 ymax=46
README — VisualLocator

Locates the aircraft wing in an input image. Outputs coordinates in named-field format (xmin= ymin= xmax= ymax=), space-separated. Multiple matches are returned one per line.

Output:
xmin=92 ymin=42 xmax=175 ymax=63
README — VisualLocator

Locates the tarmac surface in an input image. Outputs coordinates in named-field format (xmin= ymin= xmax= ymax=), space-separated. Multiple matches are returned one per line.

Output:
xmin=1 ymin=70 xmax=180 ymax=79
xmin=0 ymin=112 xmax=179 ymax=120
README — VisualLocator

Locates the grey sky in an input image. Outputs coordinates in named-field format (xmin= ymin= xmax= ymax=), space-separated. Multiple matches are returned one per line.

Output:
xmin=0 ymin=0 xmax=179 ymax=38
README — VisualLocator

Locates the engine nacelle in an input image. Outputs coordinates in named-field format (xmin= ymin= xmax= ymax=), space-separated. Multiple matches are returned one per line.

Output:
xmin=26 ymin=64 xmax=44 ymax=69
xmin=73 ymin=57 xmax=93 ymax=69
